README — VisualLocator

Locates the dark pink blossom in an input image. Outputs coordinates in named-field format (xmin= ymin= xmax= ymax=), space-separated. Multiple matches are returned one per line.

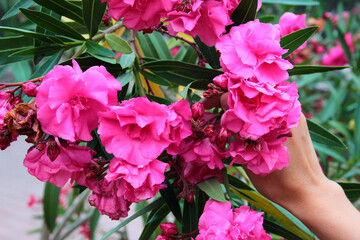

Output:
xmin=22 ymin=82 xmax=39 ymax=98
xmin=167 ymin=0 xmax=232 ymax=46
xmin=221 ymin=76 xmax=301 ymax=140
xmin=106 ymin=158 xmax=168 ymax=202
xmin=196 ymin=200 xmax=271 ymax=240
xmin=216 ymin=20 xmax=293 ymax=84
xmin=321 ymin=33 xmax=354 ymax=66
xmin=0 ymin=91 xmax=12 ymax=128
xmin=36 ymin=60 xmax=121 ymax=142
xmin=98 ymin=97 xmax=171 ymax=165
xmin=23 ymin=138 xmax=95 ymax=187
xmin=181 ymin=160 xmax=222 ymax=185
xmin=101 ymin=0 xmax=174 ymax=30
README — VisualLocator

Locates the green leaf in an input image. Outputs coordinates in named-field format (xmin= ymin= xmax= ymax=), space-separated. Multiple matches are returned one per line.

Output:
xmin=288 ymin=65 xmax=349 ymax=76
xmin=1 ymin=0 xmax=34 ymax=20
xmin=227 ymin=0 xmax=258 ymax=31
xmin=183 ymin=200 xmax=198 ymax=234
xmin=119 ymin=52 xmax=136 ymax=69
xmin=0 ymin=36 xmax=34 ymax=64
xmin=117 ymin=71 xmax=133 ymax=87
xmin=89 ymin=209 xmax=100 ymax=240
xmin=11 ymin=61 xmax=32 ymax=82
xmin=136 ymin=32 xmax=172 ymax=59
xmin=146 ymin=94 xmax=172 ymax=105
xmin=105 ymin=34 xmax=132 ymax=54
xmin=142 ymin=59 xmax=222 ymax=86
xmin=0 ymin=26 xmax=63 ymax=43
xmin=355 ymin=101 xmax=360 ymax=156
xmin=33 ymin=0 xmax=84 ymax=24
xmin=43 ymin=182 xmax=61 ymax=233
xmin=88 ymin=53 xmax=117 ymax=64
xmin=281 ymin=26 xmax=319 ymax=58
xmin=258 ymin=15 xmax=275 ymax=23
xmin=194 ymin=36 xmax=221 ymax=69
xmin=60 ymin=56 xmax=123 ymax=76
xmin=139 ymin=204 xmax=170 ymax=240
xmin=159 ymin=178 xmax=183 ymax=224
xmin=86 ymin=41 xmax=116 ymax=57
xmin=20 ymin=8 xmax=85 ymax=40
xmin=140 ymin=70 xmax=172 ymax=87
xmin=261 ymin=0 xmax=319 ymax=5
xmin=82 ymin=0 xmax=107 ymax=37
xmin=100 ymin=198 xmax=164 ymax=240
xmin=9 ymin=45 xmax=67 ymax=57
xmin=307 ymin=119 xmax=347 ymax=149
xmin=263 ymin=219 xmax=303 ymax=240
xmin=181 ymin=46 xmax=197 ymax=64
xmin=338 ymin=182 xmax=360 ymax=201
xmin=31 ymin=50 xmax=64 ymax=78
xmin=197 ymin=178 xmax=226 ymax=203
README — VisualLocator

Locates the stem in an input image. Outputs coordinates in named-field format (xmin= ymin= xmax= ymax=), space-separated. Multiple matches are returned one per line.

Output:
xmin=92 ymin=22 xmax=123 ymax=42
xmin=0 ymin=76 xmax=44 ymax=89
xmin=133 ymin=65 xmax=146 ymax=97
xmin=56 ymin=210 xmax=94 ymax=240
xmin=71 ymin=42 xmax=86 ymax=59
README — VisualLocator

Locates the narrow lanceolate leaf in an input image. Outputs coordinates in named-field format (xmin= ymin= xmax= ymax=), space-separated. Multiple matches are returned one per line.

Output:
xmin=82 ymin=0 xmax=107 ymax=37
xmin=227 ymin=0 xmax=258 ymax=31
xmin=146 ymin=94 xmax=172 ymax=106
xmin=139 ymin=204 xmax=170 ymax=240
xmin=105 ymin=34 xmax=133 ymax=54
xmin=140 ymin=70 xmax=172 ymax=87
xmin=20 ymin=8 xmax=85 ymax=40
xmin=307 ymin=119 xmax=347 ymax=149
xmin=194 ymin=36 xmax=221 ymax=69
xmin=86 ymin=41 xmax=116 ymax=57
xmin=9 ymin=45 xmax=68 ymax=57
xmin=1 ymin=0 xmax=34 ymax=20
xmin=136 ymin=32 xmax=172 ymax=59
xmin=338 ymin=182 xmax=360 ymax=201
xmin=197 ymin=178 xmax=226 ymax=203
xmin=0 ymin=36 xmax=33 ymax=64
xmin=281 ymin=26 xmax=319 ymax=58
xmin=119 ymin=52 xmax=136 ymax=69
xmin=159 ymin=179 xmax=183 ymax=224
xmin=43 ymin=182 xmax=61 ymax=232
xmin=31 ymin=51 xmax=64 ymax=78
xmin=288 ymin=65 xmax=349 ymax=76
xmin=261 ymin=0 xmax=319 ymax=5
xmin=33 ymin=0 xmax=84 ymax=24
xmin=337 ymin=26 xmax=352 ymax=64
xmin=0 ymin=26 xmax=63 ymax=43
xmin=100 ymin=198 xmax=164 ymax=240
xmin=263 ymin=219 xmax=303 ymax=240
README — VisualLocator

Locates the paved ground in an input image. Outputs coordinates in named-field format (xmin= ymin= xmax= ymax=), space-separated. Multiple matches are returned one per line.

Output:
xmin=0 ymin=137 xmax=142 ymax=240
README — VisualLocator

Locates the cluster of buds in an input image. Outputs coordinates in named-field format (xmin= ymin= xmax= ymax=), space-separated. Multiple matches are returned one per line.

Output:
xmin=156 ymin=222 xmax=198 ymax=240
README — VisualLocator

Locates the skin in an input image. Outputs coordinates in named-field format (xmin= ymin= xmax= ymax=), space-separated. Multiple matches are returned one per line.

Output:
xmin=202 ymin=93 xmax=360 ymax=239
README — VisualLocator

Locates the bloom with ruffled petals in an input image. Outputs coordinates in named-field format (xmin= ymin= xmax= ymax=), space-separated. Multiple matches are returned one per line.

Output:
xmin=167 ymin=0 xmax=232 ymax=46
xmin=181 ymin=160 xmax=222 ymax=185
xmin=36 ymin=60 xmax=121 ymax=142
xmin=279 ymin=12 xmax=307 ymax=51
xmin=88 ymin=179 xmax=131 ymax=220
xmin=216 ymin=20 xmax=293 ymax=84
xmin=221 ymin=75 xmax=301 ymax=140
xmin=101 ymin=0 xmax=175 ymax=30
xmin=98 ymin=97 xmax=171 ymax=165
xmin=106 ymin=158 xmax=168 ymax=202
xmin=24 ymin=138 xmax=95 ymax=187
xmin=229 ymin=132 xmax=289 ymax=176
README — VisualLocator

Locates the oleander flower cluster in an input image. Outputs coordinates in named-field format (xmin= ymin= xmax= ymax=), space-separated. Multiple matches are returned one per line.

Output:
xmin=0 ymin=2 xmax=312 ymax=239
xmin=101 ymin=0 xmax=262 ymax=46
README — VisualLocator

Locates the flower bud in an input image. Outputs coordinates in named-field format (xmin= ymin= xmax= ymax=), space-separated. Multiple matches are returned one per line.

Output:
xmin=213 ymin=74 xmax=228 ymax=90
xmin=191 ymin=102 xmax=204 ymax=120
xmin=22 ymin=82 xmax=38 ymax=97
xmin=160 ymin=223 xmax=178 ymax=237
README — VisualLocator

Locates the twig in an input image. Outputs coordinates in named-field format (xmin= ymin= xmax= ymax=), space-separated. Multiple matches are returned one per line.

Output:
xmin=92 ymin=22 xmax=123 ymax=42
xmin=0 ymin=76 xmax=44 ymax=90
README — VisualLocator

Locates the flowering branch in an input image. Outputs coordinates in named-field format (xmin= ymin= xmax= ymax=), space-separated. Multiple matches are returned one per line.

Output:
xmin=0 ymin=76 xmax=44 ymax=90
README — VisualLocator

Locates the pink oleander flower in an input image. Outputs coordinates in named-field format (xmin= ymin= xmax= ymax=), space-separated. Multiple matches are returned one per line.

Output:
xmin=221 ymin=75 xmax=301 ymax=140
xmin=160 ymin=223 xmax=178 ymax=237
xmin=321 ymin=33 xmax=354 ymax=66
xmin=99 ymin=97 xmax=190 ymax=165
xmin=216 ymin=19 xmax=293 ymax=84
xmin=167 ymin=0 xmax=232 ymax=46
xmin=105 ymin=158 xmax=168 ymax=202
xmin=180 ymin=137 xmax=226 ymax=170
xmin=197 ymin=200 xmax=271 ymax=240
xmin=279 ymin=12 xmax=307 ymax=51
xmin=181 ymin=160 xmax=222 ymax=185
xmin=36 ymin=60 xmax=121 ymax=142
xmin=88 ymin=178 xmax=131 ymax=220
xmin=229 ymin=131 xmax=290 ymax=176
xmin=165 ymin=100 xmax=193 ymax=155
xmin=224 ymin=0 xmax=262 ymax=13
xmin=101 ymin=0 xmax=174 ymax=31
xmin=24 ymin=138 xmax=95 ymax=187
